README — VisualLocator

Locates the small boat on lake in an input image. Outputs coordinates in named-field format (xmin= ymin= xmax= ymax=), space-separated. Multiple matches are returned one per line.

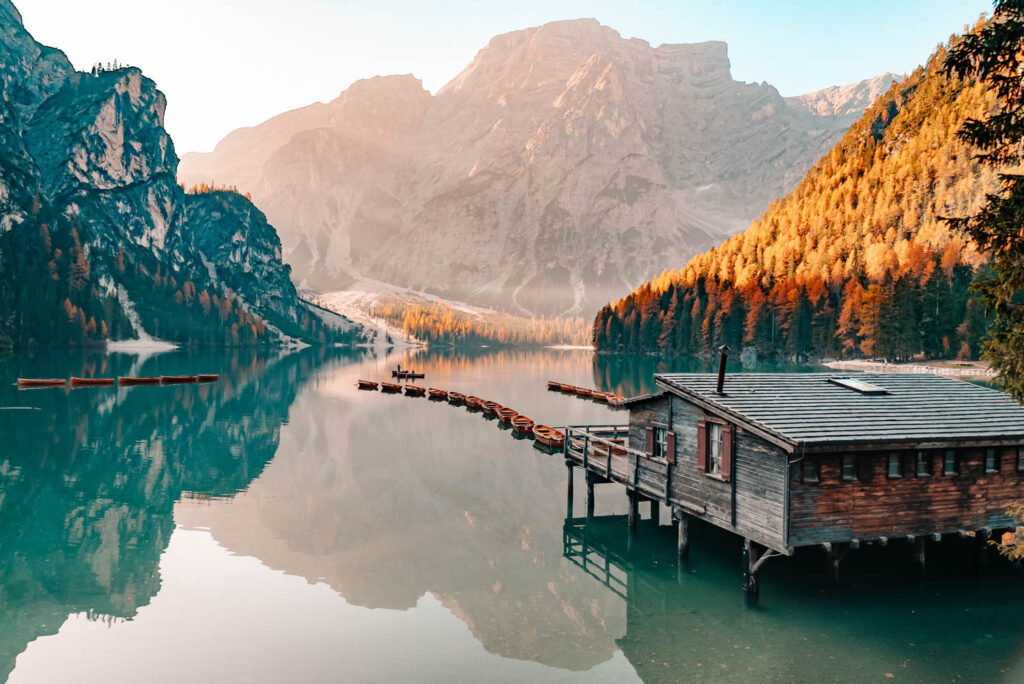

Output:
xmin=497 ymin=407 xmax=518 ymax=424
xmin=591 ymin=391 xmax=610 ymax=404
xmin=607 ymin=394 xmax=626 ymax=406
xmin=559 ymin=383 xmax=577 ymax=393
xmin=197 ymin=374 xmax=219 ymax=383
xmin=547 ymin=380 xmax=562 ymax=391
xmin=404 ymin=384 xmax=426 ymax=397
xmin=381 ymin=382 xmax=403 ymax=393
xmin=448 ymin=391 xmax=466 ymax=405
xmin=533 ymin=425 xmax=565 ymax=449
xmin=481 ymin=400 xmax=501 ymax=416
xmin=17 ymin=378 xmax=66 ymax=388
xmin=357 ymin=380 xmax=379 ymax=390
xmin=161 ymin=375 xmax=198 ymax=385
xmin=512 ymin=415 xmax=534 ymax=436
xmin=466 ymin=396 xmax=484 ymax=411
xmin=71 ymin=377 xmax=115 ymax=387
xmin=392 ymin=370 xmax=425 ymax=379
xmin=428 ymin=388 xmax=448 ymax=400
xmin=119 ymin=376 xmax=160 ymax=386
xmin=574 ymin=387 xmax=594 ymax=398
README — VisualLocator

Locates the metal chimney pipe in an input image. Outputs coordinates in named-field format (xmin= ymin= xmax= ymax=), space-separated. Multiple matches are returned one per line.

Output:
xmin=716 ymin=345 xmax=730 ymax=395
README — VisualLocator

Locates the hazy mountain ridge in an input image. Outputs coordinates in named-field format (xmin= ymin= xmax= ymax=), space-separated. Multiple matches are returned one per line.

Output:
xmin=0 ymin=0 xmax=343 ymax=346
xmin=180 ymin=19 xmax=891 ymax=317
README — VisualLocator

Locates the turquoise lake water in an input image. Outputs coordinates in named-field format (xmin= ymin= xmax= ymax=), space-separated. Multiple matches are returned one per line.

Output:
xmin=0 ymin=347 xmax=1022 ymax=682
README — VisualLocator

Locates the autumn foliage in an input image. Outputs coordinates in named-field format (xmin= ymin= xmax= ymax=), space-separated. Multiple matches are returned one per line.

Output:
xmin=595 ymin=29 xmax=997 ymax=360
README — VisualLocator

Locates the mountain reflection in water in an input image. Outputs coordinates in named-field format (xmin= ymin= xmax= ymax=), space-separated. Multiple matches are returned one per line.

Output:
xmin=1 ymin=348 xmax=1022 ymax=683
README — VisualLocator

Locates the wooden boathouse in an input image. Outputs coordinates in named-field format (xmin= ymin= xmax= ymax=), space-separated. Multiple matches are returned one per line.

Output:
xmin=564 ymin=369 xmax=1024 ymax=601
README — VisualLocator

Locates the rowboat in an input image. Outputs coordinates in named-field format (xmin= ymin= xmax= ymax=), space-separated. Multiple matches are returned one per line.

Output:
xmin=17 ymin=378 xmax=65 ymax=388
xmin=466 ymin=396 xmax=484 ymax=410
xmin=161 ymin=375 xmax=198 ymax=384
xmin=533 ymin=425 xmax=566 ymax=449
xmin=559 ymin=383 xmax=577 ymax=393
xmin=357 ymin=379 xmax=379 ymax=390
xmin=428 ymin=388 xmax=448 ymax=400
xmin=392 ymin=370 xmax=425 ymax=379
xmin=607 ymin=395 xmax=626 ymax=406
xmin=547 ymin=380 xmax=562 ymax=391
xmin=448 ymin=392 xmax=466 ymax=405
xmin=574 ymin=386 xmax=594 ymax=398
xmin=381 ymin=382 xmax=403 ymax=393
xmin=119 ymin=376 xmax=160 ymax=386
xmin=481 ymin=400 xmax=501 ymax=416
xmin=197 ymin=374 xmax=219 ymax=383
xmin=591 ymin=391 xmax=610 ymax=404
xmin=71 ymin=377 xmax=114 ymax=387
xmin=512 ymin=415 xmax=534 ymax=435
xmin=497 ymin=407 xmax=518 ymax=424
xmin=404 ymin=384 xmax=426 ymax=396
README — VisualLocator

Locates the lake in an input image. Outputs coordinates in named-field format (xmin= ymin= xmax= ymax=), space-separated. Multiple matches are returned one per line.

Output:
xmin=1 ymin=347 xmax=1022 ymax=683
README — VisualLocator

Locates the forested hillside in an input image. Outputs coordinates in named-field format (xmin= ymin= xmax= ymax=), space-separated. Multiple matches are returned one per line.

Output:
xmin=594 ymin=29 xmax=997 ymax=360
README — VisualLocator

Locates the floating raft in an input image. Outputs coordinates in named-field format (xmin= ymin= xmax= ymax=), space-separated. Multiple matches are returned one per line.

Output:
xmin=119 ymin=376 xmax=160 ymax=386
xmin=357 ymin=379 xmax=379 ymax=390
xmin=71 ymin=377 xmax=114 ymax=387
xmin=17 ymin=378 xmax=65 ymax=388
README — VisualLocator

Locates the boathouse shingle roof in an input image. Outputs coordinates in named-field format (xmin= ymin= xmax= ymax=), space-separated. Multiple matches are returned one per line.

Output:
xmin=651 ymin=373 xmax=1024 ymax=449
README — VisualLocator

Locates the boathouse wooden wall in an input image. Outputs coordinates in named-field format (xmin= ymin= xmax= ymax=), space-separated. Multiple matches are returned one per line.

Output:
xmin=788 ymin=446 xmax=1023 ymax=546
xmin=628 ymin=396 xmax=789 ymax=553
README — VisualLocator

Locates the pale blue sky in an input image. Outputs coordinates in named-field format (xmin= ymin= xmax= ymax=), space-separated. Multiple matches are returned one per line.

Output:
xmin=15 ymin=0 xmax=992 ymax=153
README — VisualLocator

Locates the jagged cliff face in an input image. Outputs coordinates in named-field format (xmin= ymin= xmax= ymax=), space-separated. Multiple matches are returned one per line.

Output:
xmin=180 ymin=19 xmax=887 ymax=316
xmin=0 ymin=1 xmax=330 ymax=345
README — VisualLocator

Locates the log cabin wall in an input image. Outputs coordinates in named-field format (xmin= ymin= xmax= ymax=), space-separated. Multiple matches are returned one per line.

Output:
xmin=788 ymin=445 xmax=1024 ymax=546
xmin=628 ymin=396 xmax=789 ymax=552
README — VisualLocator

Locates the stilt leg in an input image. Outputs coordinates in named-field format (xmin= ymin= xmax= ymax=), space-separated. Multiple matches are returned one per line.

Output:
xmin=743 ymin=539 xmax=760 ymax=606
xmin=913 ymin=536 xmax=926 ymax=578
xmin=627 ymin=490 xmax=638 ymax=531
xmin=586 ymin=472 xmax=595 ymax=520
xmin=565 ymin=463 xmax=574 ymax=519
xmin=677 ymin=514 xmax=690 ymax=561
xmin=649 ymin=500 xmax=660 ymax=524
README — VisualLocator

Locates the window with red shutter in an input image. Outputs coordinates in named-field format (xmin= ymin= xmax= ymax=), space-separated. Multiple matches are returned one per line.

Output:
xmin=696 ymin=420 xmax=707 ymax=472
xmin=645 ymin=426 xmax=654 ymax=456
xmin=720 ymin=424 xmax=733 ymax=482
xmin=666 ymin=431 xmax=676 ymax=465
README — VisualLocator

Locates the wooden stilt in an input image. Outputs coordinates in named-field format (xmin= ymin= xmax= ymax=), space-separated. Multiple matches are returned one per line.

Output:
xmin=586 ymin=471 xmax=595 ymax=519
xmin=677 ymin=513 xmax=690 ymax=561
xmin=913 ymin=536 xmax=926 ymax=577
xmin=627 ymin=490 xmax=638 ymax=531
xmin=565 ymin=462 xmax=574 ymax=519
xmin=649 ymin=500 xmax=660 ymax=524
xmin=743 ymin=539 xmax=760 ymax=605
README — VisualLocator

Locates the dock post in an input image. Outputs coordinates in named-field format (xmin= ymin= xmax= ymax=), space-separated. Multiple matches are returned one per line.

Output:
xmin=913 ymin=536 xmax=926 ymax=577
xmin=742 ymin=538 xmax=760 ymax=606
xmin=677 ymin=513 xmax=690 ymax=561
xmin=565 ymin=461 xmax=574 ymax=519
xmin=585 ymin=471 xmax=595 ymax=519
xmin=627 ymin=490 xmax=638 ymax=531
xmin=649 ymin=500 xmax=660 ymax=524
xmin=824 ymin=543 xmax=838 ymax=586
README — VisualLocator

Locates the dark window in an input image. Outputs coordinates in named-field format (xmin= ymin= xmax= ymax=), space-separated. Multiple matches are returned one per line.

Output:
xmin=943 ymin=450 xmax=958 ymax=476
xmin=986 ymin=448 xmax=999 ymax=474
xmin=802 ymin=456 xmax=819 ymax=483
xmin=841 ymin=455 xmax=856 ymax=482
xmin=888 ymin=453 xmax=902 ymax=479
xmin=709 ymin=423 xmax=723 ymax=475
xmin=915 ymin=451 xmax=931 ymax=478
xmin=652 ymin=427 xmax=667 ymax=460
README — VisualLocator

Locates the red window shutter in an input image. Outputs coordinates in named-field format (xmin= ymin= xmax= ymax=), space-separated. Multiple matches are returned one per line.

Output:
xmin=666 ymin=431 xmax=676 ymax=464
xmin=645 ymin=427 xmax=654 ymax=456
xmin=696 ymin=420 xmax=707 ymax=472
xmin=721 ymin=424 xmax=733 ymax=482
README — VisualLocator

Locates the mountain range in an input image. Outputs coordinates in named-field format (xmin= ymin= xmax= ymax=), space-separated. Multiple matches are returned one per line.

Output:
xmin=180 ymin=19 xmax=897 ymax=317
xmin=0 ymin=0 xmax=344 ymax=347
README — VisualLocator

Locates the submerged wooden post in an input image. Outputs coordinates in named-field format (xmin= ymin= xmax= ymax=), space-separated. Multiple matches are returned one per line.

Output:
xmin=585 ymin=471 xmax=595 ymax=519
xmin=913 ymin=536 xmax=926 ymax=576
xmin=677 ymin=513 xmax=690 ymax=560
xmin=649 ymin=500 xmax=660 ymax=524
xmin=627 ymin=490 xmax=638 ymax=530
xmin=566 ymin=461 xmax=574 ymax=519
xmin=743 ymin=538 xmax=760 ymax=605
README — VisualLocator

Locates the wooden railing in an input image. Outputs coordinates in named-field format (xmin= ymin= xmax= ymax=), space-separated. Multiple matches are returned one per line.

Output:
xmin=564 ymin=425 xmax=671 ymax=502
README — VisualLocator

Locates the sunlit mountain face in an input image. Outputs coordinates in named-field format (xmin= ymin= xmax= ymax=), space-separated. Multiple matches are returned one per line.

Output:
xmin=180 ymin=19 xmax=895 ymax=318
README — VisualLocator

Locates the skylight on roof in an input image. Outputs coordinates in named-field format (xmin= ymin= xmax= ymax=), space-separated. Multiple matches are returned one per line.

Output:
xmin=827 ymin=377 xmax=889 ymax=395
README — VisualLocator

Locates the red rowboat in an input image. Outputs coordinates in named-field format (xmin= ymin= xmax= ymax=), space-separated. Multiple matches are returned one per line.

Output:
xmin=357 ymin=379 xmax=379 ymax=390
xmin=448 ymin=392 xmax=466 ymax=405
xmin=197 ymin=374 xmax=219 ymax=383
xmin=512 ymin=415 xmax=534 ymax=435
xmin=428 ymin=388 xmax=448 ymax=400
xmin=381 ymin=382 xmax=403 ymax=393
xmin=574 ymin=387 xmax=594 ymax=398
xmin=533 ymin=425 xmax=566 ymax=449
xmin=404 ymin=384 xmax=426 ymax=396
xmin=71 ymin=377 xmax=114 ymax=387
xmin=481 ymin=400 xmax=501 ymax=416
xmin=17 ymin=378 xmax=65 ymax=388
xmin=497 ymin=407 xmax=518 ymax=424
xmin=161 ymin=375 xmax=197 ymax=385
xmin=119 ymin=376 xmax=160 ymax=386
xmin=547 ymin=380 xmax=561 ymax=391
xmin=392 ymin=370 xmax=425 ymax=379
xmin=466 ymin=396 xmax=483 ymax=410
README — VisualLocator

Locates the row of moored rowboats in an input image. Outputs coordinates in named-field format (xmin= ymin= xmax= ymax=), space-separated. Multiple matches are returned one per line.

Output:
xmin=546 ymin=380 xmax=625 ymax=406
xmin=356 ymin=379 xmax=566 ymax=448
xmin=17 ymin=375 xmax=219 ymax=388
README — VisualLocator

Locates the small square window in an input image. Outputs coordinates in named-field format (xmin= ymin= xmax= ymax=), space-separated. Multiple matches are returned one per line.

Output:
xmin=943 ymin=450 xmax=958 ymax=476
xmin=985 ymin=448 xmax=999 ymax=474
xmin=841 ymin=455 xmax=856 ymax=482
xmin=915 ymin=451 xmax=931 ymax=478
xmin=802 ymin=456 xmax=819 ymax=483
xmin=652 ymin=427 xmax=667 ymax=460
xmin=888 ymin=453 xmax=903 ymax=479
